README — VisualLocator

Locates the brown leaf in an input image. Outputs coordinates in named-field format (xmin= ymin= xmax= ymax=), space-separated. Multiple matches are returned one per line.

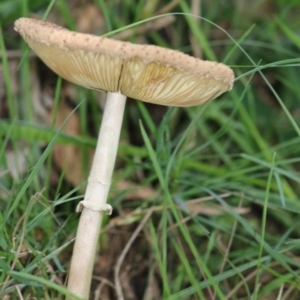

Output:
xmin=51 ymin=100 xmax=92 ymax=187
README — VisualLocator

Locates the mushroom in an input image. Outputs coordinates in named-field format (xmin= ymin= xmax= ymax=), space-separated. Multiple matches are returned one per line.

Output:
xmin=14 ymin=17 xmax=234 ymax=299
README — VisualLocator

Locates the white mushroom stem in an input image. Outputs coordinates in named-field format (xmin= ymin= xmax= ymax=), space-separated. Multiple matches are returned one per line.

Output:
xmin=67 ymin=92 xmax=126 ymax=299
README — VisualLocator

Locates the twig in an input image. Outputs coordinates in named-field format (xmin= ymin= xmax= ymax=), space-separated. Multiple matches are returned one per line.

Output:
xmin=114 ymin=209 xmax=153 ymax=300
xmin=112 ymin=15 xmax=174 ymax=41
xmin=190 ymin=0 xmax=202 ymax=58
xmin=157 ymin=0 xmax=181 ymax=14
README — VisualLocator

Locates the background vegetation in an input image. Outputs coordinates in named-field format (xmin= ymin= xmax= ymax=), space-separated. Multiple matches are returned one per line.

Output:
xmin=1 ymin=0 xmax=300 ymax=299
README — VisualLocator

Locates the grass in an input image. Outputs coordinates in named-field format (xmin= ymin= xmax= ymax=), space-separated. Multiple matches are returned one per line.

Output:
xmin=1 ymin=0 xmax=300 ymax=299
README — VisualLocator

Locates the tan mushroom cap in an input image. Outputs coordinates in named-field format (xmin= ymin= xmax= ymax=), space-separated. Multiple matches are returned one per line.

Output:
xmin=14 ymin=18 xmax=234 ymax=107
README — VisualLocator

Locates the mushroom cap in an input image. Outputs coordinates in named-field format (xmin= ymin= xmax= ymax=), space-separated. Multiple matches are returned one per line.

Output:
xmin=15 ymin=18 xmax=234 ymax=107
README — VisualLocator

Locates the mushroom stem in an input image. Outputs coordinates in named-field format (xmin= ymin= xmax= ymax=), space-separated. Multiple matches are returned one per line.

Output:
xmin=67 ymin=92 xmax=126 ymax=299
